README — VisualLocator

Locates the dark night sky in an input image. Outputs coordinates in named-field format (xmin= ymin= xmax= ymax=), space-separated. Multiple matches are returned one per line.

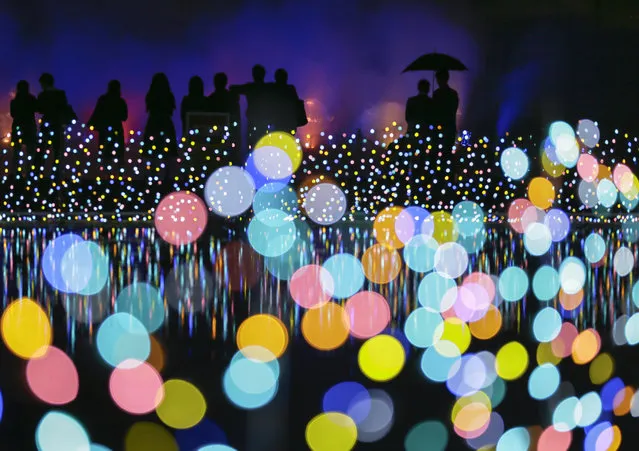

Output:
xmin=2 ymin=0 xmax=639 ymax=136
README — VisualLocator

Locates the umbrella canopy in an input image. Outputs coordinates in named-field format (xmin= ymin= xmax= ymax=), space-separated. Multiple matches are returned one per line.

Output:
xmin=402 ymin=53 xmax=468 ymax=73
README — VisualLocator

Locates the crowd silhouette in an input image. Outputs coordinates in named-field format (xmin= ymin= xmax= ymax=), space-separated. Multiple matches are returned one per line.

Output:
xmin=9 ymin=65 xmax=309 ymax=167
xmin=9 ymin=66 xmax=461 ymax=183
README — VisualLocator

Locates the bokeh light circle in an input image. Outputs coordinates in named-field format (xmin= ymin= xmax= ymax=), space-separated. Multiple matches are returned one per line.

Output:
xmin=495 ymin=341 xmax=528 ymax=381
xmin=305 ymin=412 xmax=357 ymax=451
xmin=156 ymin=379 xmax=207 ymax=429
xmin=358 ymin=335 xmax=406 ymax=382
xmin=36 ymin=411 xmax=91 ymax=451
xmin=1 ymin=297 xmax=52 ymax=360
xmin=289 ymin=264 xmax=334 ymax=309
xmin=500 ymin=147 xmax=529 ymax=180
xmin=204 ymin=166 xmax=255 ymax=217
xmin=27 ymin=346 xmax=79 ymax=405
xmin=304 ymin=183 xmax=347 ymax=225
xmin=154 ymin=191 xmax=208 ymax=246
xmin=301 ymin=302 xmax=350 ymax=351
xmin=344 ymin=291 xmax=391 ymax=339
xmin=96 ymin=312 xmax=150 ymax=368
xmin=236 ymin=314 xmax=288 ymax=360
xmin=322 ymin=254 xmax=365 ymax=299
xmin=109 ymin=359 xmax=164 ymax=415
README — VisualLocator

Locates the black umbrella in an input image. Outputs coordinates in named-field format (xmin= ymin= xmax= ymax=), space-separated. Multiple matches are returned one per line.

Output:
xmin=402 ymin=53 xmax=468 ymax=73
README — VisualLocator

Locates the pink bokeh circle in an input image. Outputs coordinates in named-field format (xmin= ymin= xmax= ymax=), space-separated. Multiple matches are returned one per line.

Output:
xmin=577 ymin=154 xmax=599 ymax=183
xmin=289 ymin=264 xmax=334 ymax=309
xmin=508 ymin=199 xmax=533 ymax=233
xmin=109 ymin=359 xmax=165 ymax=415
xmin=154 ymin=191 xmax=208 ymax=246
xmin=26 ymin=346 xmax=79 ymax=405
xmin=344 ymin=291 xmax=391 ymax=339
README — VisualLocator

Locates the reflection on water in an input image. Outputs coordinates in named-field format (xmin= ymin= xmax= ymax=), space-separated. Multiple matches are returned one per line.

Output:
xmin=1 ymin=225 xmax=633 ymax=348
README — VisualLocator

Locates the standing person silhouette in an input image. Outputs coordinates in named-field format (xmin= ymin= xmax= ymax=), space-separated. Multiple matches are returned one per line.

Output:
xmin=37 ymin=73 xmax=73 ymax=170
xmin=271 ymin=68 xmax=301 ymax=134
xmin=405 ymin=79 xmax=435 ymax=173
xmin=144 ymin=73 xmax=177 ymax=152
xmin=230 ymin=64 xmax=270 ymax=149
xmin=208 ymin=72 xmax=241 ymax=163
xmin=144 ymin=73 xmax=177 ymax=188
xmin=180 ymin=76 xmax=210 ymax=137
xmin=10 ymin=80 xmax=38 ymax=169
xmin=432 ymin=70 xmax=459 ymax=150
xmin=405 ymin=79 xmax=434 ymax=132
xmin=88 ymin=80 xmax=128 ymax=168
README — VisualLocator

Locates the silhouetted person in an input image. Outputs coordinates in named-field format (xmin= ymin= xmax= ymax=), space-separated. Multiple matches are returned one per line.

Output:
xmin=10 ymin=80 xmax=37 ymax=158
xmin=271 ymin=68 xmax=301 ymax=134
xmin=88 ymin=80 xmax=128 ymax=163
xmin=143 ymin=73 xmax=177 ymax=152
xmin=37 ymin=73 xmax=73 ymax=164
xmin=180 ymin=76 xmax=210 ymax=137
xmin=231 ymin=64 xmax=271 ymax=148
xmin=405 ymin=79 xmax=434 ymax=132
xmin=432 ymin=70 xmax=459 ymax=150
xmin=208 ymin=72 xmax=241 ymax=155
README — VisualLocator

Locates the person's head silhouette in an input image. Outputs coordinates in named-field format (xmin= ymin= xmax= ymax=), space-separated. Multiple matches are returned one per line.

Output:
xmin=417 ymin=79 xmax=430 ymax=94
xmin=188 ymin=76 xmax=204 ymax=97
xmin=435 ymin=70 xmax=450 ymax=88
xmin=252 ymin=65 xmax=266 ymax=83
xmin=16 ymin=80 xmax=30 ymax=96
xmin=39 ymin=73 xmax=54 ymax=90
xmin=107 ymin=80 xmax=121 ymax=97
xmin=214 ymin=73 xmax=228 ymax=91
xmin=275 ymin=69 xmax=288 ymax=85
xmin=150 ymin=73 xmax=171 ymax=93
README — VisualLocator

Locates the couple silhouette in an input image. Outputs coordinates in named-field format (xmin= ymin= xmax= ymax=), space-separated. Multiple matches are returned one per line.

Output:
xmin=405 ymin=69 xmax=459 ymax=150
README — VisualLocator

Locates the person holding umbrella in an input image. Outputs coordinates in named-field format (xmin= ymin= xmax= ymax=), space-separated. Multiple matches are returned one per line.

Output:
xmin=402 ymin=53 xmax=466 ymax=150
xmin=432 ymin=69 xmax=459 ymax=151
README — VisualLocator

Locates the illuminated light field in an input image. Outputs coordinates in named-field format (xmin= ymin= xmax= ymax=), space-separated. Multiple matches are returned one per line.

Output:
xmin=2 ymin=119 xmax=639 ymax=449
xmin=2 ymin=118 xmax=638 ymax=222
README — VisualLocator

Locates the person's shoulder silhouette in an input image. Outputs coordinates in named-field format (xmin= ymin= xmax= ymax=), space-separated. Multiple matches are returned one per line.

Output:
xmin=37 ymin=73 xmax=69 ymax=124
xmin=209 ymin=72 xmax=240 ymax=117
xmin=181 ymin=76 xmax=210 ymax=133
xmin=146 ymin=72 xmax=176 ymax=116
xmin=90 ymin=80 xmax=127 ymax=129
xmin=406 ymin=79 xmax=434 ymax=129
xmin=10 ymin=80 xmax=37 ymax=123
xmin=432 ymin=70 xmax=459 ymax=119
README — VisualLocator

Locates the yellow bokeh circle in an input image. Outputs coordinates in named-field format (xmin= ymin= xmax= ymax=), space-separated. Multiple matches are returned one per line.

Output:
xmin=301 ymin=302 xmax=350 ymax=351
xmin=373 ymin=206 xmax=406 ymax=249
xmin=495 ymin=341 xmax=529 ymax=381
xmin=155 ymin=379 xmax=206 ymax=429
xmin=236 ymin=314 xmax=288 ymax=360
xmin=435 ymin=317 xmax=471 ymax=355
xmin=358 ymin=335 xmax=406 ymax=382
xmin=541 ymin=151 xmax=566 ymax=178
xmin=124 ymin=422 xmax=179 ymax=451
xmin=305 ymin=412 xmax=357 ymax=451
xmin=536 ymin=342 xmax=562 ymax=366
xmin=361 ymin=244 xmax=402 ymax=284
xmin=431 ymin=211 xmax=459 ymax=243
xmin=589 ymin=352 xmax=614 ymax=385
xmin=528 ymin=177 xmax=555 ymax=210
xmin=1 ymin=298 xmax=52 ymax=359
xmin=255 ymin=131 xmax=302 ymax=173
xmin=451 ymin=392 xmax=492 ymax=433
